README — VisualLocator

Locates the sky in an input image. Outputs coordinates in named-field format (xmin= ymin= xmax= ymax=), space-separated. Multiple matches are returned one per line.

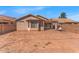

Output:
xmin=0 ymin=6 xmax=79 ymax=21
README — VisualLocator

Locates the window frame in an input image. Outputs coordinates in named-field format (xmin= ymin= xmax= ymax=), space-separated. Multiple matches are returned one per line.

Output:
xmin=31 ymin=21 xmax=38 ymax=28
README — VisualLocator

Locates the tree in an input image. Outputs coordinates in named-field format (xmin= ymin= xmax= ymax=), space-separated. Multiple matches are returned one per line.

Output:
xmin=59 ymin=12 xmax=67 ymax=18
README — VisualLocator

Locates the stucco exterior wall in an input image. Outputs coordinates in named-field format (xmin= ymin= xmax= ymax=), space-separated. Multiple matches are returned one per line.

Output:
xmin=17 ymin=21 xmax=28 ymax=30
xmin=40 ymin=21 xmax=44 ymax=30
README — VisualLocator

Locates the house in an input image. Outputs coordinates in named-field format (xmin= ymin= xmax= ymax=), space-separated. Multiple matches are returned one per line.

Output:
xmin=0 ymin=15 xmax=16 ymax=34
xmin=51 ymin=18 xmax=79 ymax=30
xmin=17 ymin=14 xmax=45 ymax=31
xmin=17 ymin=14 xmax=58 ymax=31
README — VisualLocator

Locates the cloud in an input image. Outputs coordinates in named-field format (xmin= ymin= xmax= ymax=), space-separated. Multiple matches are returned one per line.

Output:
xmin=0 ymin=10 xmax=6 ymax=14
xmin=31 ymin=7 xmax=45 ymax=10
xmin=15 ymin=6 xmax=46 ymax=14
xmin=15 ymin=8 xmax=27 ymax=14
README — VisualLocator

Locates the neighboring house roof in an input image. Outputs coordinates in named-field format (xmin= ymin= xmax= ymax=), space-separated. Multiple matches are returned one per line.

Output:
xmin=17 ymin=14 xmax=46 ymax=21
xmin=0 ymin=15 xmax=16 ymax=22
xmin=44 ymin=19 xmax=58 ymax=23
xmin=51 ymin=18 xmax=75 ymax=23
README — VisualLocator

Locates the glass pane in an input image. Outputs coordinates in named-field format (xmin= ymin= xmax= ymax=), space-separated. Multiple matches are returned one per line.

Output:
xmin=31 ymin=21 xmax=37 ymax=28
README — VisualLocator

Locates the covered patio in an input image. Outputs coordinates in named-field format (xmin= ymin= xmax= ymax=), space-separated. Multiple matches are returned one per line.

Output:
xmin=44 ymin=20 xmax=58 ymax=30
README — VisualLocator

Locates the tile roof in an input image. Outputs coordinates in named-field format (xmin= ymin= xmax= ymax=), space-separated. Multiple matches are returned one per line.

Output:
xmin=36 ymin=15 xmax=48 ymax=20
xmin=16 ymin=14 xmax=78 ymax=23
xmin=0 ymin=15 xmax=16 ymax=22
xmin=51 ymin=18 xmax=75 ymax=23
xmin=17 ymin=14 xmax=46 ymax=21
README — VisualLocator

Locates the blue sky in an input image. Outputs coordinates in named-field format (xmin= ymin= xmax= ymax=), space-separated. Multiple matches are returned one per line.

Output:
xmin=0 ymin=6 xmax=79 ymax=21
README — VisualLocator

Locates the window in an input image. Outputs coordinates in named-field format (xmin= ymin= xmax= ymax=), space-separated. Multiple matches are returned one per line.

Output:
xmin=0 ymin=22 xmax=2 ymax=24
xmin=3 ymin=22 xmax=8 ymax=24
xmin=11 ymin=22 xmax=14 ymax=24
xmin=31 ymin=21 xmax=37 ymax=28
xmin=0 ymin=22 xmax=8 ymax=24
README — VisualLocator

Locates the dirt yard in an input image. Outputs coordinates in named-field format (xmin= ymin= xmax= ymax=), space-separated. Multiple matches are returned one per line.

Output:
xmin=0 ymin=30 xmax=79 ymax=53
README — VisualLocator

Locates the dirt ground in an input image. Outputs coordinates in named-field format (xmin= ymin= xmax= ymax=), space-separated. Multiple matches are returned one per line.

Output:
xmin=0 ymin=30 xmax=79 ymax=53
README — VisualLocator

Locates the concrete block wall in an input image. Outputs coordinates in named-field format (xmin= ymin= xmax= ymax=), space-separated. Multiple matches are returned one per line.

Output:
xmin=0 ymin=24 xmax=16 ymax=34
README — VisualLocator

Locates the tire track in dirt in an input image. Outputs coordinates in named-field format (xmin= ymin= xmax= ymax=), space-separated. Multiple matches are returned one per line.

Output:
xmin=0 ymin=38 xmax=30 ymax=51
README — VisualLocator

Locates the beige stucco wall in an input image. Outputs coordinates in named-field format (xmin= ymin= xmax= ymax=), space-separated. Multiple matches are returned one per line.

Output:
xmin=40 ymin=21 xmax=44 ymax=30
xmin=24 ymin=17 xmax=40 ymax=21
xmin=17 ymin=21 xmax=28 ymax=30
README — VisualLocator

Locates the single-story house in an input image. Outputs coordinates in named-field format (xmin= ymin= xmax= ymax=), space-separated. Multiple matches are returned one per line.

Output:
xmin=16 ymin=14 xmax=59 ymax=31
xmin=0 ymin=15 xmax=16 ymax=34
